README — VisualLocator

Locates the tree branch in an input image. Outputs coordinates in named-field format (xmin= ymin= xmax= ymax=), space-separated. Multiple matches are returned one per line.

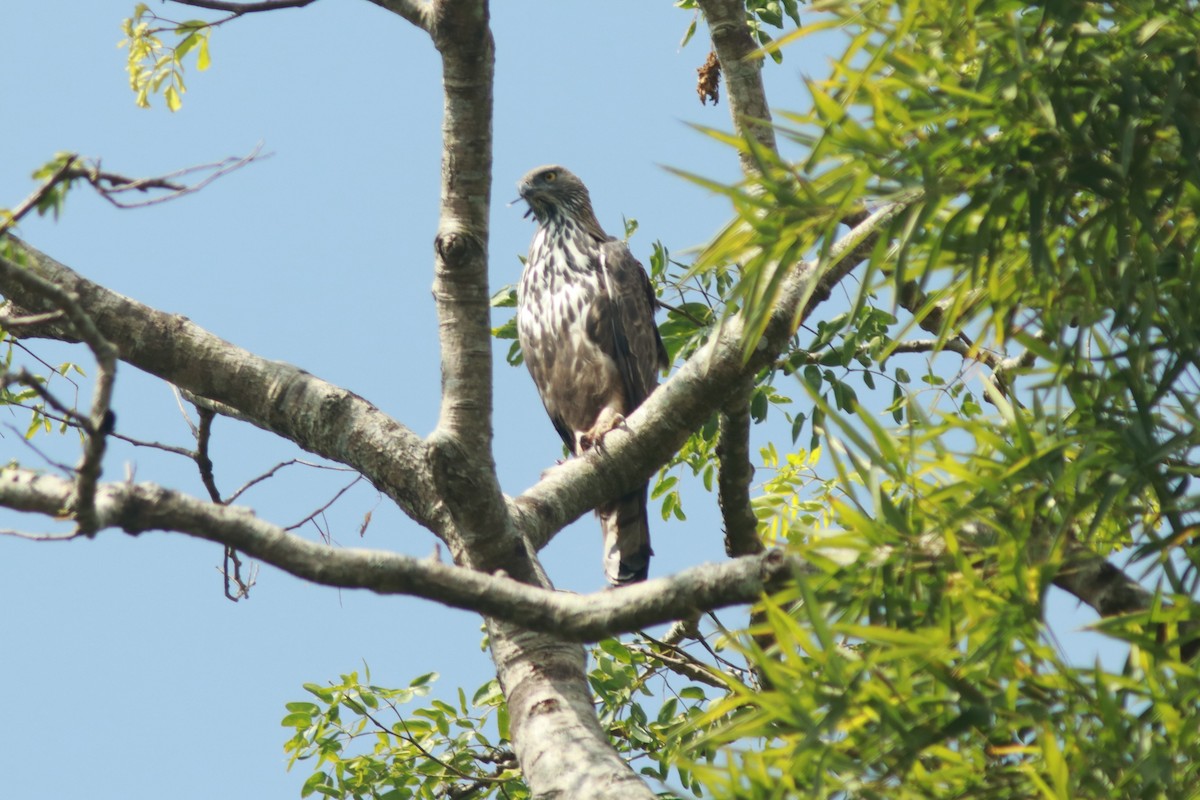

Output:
xmin=1052 ymin=543 xmax=1199 ymax=660
xmin=3 ymin=464 xmax=1184 ymax=656
xmin=716 ymin=376 xmax=762 ymax=557
xmin=167 ymin=0 xmax=318 ymax=13
xmin=0 ymin=242 xmax=117 ymax=534
xmin=0 ymin=465 xmax=795 ymax=641
xmin=421 ymin=0 xmax=519 ymax=578
xmin=694 ymin=0 xmax=777 ymax=562
xmin=0 ymin=237 xmax=451 ymax=542
xmin=696 ymin=0 xmax=777 ymax=166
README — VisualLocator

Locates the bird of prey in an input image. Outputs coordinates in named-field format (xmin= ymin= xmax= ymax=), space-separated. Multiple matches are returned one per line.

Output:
xmin=516 ymin=165 xmax=669 ymax=585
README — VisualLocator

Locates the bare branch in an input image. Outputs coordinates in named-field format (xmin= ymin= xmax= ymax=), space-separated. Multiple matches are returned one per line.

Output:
xmin=631 ymin=636 xmax=730 ymax=689
xmin=696 ymin=0 xmax=775 ymax=566
xmin=4 ymin=459 xmax=1181 ymax=656
xmin=0 ymin=528 xmax=84 ymax=542
xmin=0 ymin=309 xmax=66 ymax=330
xmin=3 ymin=368 xmax=89 ymax=428
xmin=19 ymin=405 xmax=202 ymax=460
xmin=61 ymin=146 xmax=266 ymax=210
xmin=225 ymin=458 xmax=357 ymax=505
xmin=0 ymin=465 xmax=797 ymax=641
xmin=194 ymin=406 xmax=222 ymax=503
xmin=895 ymin=279 xmax=978 ymax=350
xmin=167 ymin=0 xmax=318 ymax=13
xmin=221 ymin=545 xmax=257 ymax=601
xmin=0 ymin=244 xmax=117 ymax=534
xmin=716 ymin=376 xmax=762 ymax=558
xmin=803 ymin=195 xmax=917 ymax=319
xmin=2 ymin=423 xmax=74 ymax=474
xmin=690 ymin=10 xmax=902 ymax=566
xmin=185 ymin=403 xmax=256 ymax=600
xmin=0 ymin=237 xmax=450 ymax=543
xmin=285 ymin=476 xmax=362 ymax=532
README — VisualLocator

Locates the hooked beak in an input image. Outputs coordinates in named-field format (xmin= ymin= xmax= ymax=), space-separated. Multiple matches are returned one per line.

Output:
xmin=514 ymin=180 xmax=538 ymax=219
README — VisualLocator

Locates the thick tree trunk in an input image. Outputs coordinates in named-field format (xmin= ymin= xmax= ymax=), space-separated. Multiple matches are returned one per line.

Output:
xmin=488 ymin=620 xmax=656 ymax=800
xmin=414 ymin=3 xmax=663 ymax=796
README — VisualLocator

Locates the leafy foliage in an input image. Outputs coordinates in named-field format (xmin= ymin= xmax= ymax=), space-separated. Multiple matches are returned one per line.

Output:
xmin=682 ymin=559 xmax=1200 ymax=799
xmin=655 ymin=0 xmax=1200 ymax=797
xmin=286 ymin=641 xmax=731 ymax=800
xmin=119 ymin=3 xmax=214 ymax=111
xmin=473 ymin=0 xmax=1200 ymax=797
xmin=283 ymin=668 xmax=524 ymax=800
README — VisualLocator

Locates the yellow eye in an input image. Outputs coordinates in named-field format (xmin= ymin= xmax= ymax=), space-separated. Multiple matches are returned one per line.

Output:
xmin=543 ymin=170 xmax=557 ymax=182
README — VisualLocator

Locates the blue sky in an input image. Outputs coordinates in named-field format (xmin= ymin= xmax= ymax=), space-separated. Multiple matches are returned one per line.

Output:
xmin=0 ymin=3 xmax=1114 ymax=798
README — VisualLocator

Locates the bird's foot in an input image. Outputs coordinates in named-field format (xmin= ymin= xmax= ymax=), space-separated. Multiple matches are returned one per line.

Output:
xmin=580 ymin=411 xmax=627 ymax=453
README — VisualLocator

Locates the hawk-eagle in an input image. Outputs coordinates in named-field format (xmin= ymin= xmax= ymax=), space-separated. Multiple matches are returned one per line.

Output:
xmin=516 ymin=165 xmax=668 ymax=585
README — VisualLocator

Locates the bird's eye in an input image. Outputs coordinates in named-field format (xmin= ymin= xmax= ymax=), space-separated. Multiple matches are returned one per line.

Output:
xmin=543 ymin=170 xmax=557 ymax=182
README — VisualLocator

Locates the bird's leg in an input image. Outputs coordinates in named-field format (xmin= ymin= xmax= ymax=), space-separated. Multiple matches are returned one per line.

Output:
xmin=579 ymin=406 xmax=628 ymax=453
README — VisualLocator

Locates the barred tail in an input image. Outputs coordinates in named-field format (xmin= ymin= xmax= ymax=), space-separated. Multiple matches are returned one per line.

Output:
xmin=598 ymin=485 xmax=654 ymax=585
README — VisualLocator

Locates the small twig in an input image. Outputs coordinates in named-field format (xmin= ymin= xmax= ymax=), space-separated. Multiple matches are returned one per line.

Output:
xmin=285 ymin=476 xmax=363 ymax=532
xmin=632 ymin=634 xmax=730 ymax=689
xmin=1 ymin=423 xmax=75 ymax=474
xmin=700 ymin=611 xmax=757 ymax=675
xmin=0 ymin=528 xmax=84 ymax=542
xmin=180 ymin=399 xmax=256 ymax=601
xmin=172 ymin=386 xmax=201 ymax=439
xmin=195 ymin=406 xmax=221 ymax=502
xmin=11 ymin=341 xmax=81 ymax=402
xmin=186 ymin=403 xmax=254 ymax=600
xmin=10 ymin=398 xmax=198 ymax=458
xmin=0 ymin=310 xmax=67 ymax=330
xmin=3 ymin=368 xmax=90 ymax=429
xmin=226 ymin=458 xmax=357 ymax=505
xmin=221 ymin=546 xmax=258 ymax=600
xmin=63 ymin=145 xmax=267 ymax=210
xmin=109 ymin=430 xmax=197 ymax=458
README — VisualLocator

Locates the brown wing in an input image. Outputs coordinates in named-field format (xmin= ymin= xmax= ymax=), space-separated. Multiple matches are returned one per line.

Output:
xmin=585 ymin=240 xmax=668 ymax=412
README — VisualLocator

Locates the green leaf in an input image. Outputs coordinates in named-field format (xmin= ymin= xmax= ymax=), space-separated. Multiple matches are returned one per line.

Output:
xmin=281 ymin=712 xmax=313 ymax=728
xmin=301 ymin=771 xmax=330 ymax=799
xmin=197 ymin=35 xmax=211 ymax=71
xmin=409 ymin=672 xmax=438 ymax=688
xmin=598 ymin=639 xmax=633 ymax=663
xmin=164 ymin=84 xmax=182 ymax=112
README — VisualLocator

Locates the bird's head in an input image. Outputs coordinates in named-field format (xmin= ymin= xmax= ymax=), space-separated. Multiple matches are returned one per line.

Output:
xmin=517 ymin=165 xmax=596 ymax=227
